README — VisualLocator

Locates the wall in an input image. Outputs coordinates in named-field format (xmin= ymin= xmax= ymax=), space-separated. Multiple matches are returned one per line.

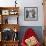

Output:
xmin=43 ymin=0 xmax=46 ymax=45
xmin=17 ymin=0 xmax=44 ymax=26
xmin=43 ymin=0 xmax=46 ymax=26
xmin=0 ymin=0 xmax=44 ymax=26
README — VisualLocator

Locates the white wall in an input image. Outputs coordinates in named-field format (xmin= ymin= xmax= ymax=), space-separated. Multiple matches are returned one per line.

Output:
xmin=0 ymin=0 xmax=44 ymax=26
xmin=17 ymin=0 xmax=44 ymax=26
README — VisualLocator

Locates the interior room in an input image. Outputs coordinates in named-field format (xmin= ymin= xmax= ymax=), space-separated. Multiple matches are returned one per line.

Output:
xmin=0 ymin=0 xmax=46 ymax=46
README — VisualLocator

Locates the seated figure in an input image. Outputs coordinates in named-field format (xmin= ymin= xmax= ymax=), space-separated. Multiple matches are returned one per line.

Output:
xmin=21 ymin=28 xmax=41 ymax=46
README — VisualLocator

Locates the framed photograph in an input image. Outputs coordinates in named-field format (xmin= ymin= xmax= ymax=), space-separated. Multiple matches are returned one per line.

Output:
xmin=24 ymin=7 xmax=38 ymax=21
xmin=2 ymin=10 xmax=9 ymax=15
xmin=9 ymin=10 xmax=18 ymax=15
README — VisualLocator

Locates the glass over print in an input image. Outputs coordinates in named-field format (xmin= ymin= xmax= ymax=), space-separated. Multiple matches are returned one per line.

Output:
xmin=24 ymin=7 xmax=38 ymax=21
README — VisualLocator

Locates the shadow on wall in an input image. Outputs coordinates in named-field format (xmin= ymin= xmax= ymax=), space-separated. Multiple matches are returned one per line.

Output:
xmin=18 ymin=26 xmax=44 ymax=44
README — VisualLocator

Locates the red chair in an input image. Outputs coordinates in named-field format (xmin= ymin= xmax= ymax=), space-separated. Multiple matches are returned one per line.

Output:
xmin=21 ymin=28 xmax=41 ymax=46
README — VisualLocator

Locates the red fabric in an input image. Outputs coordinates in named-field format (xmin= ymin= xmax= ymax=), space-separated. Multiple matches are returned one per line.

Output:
xmin=21 ymin=28 xmax=41 ymax=46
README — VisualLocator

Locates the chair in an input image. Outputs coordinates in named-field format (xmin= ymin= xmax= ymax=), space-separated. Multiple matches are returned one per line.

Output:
xmin=21 ymin=28 xmax=41 ymax=46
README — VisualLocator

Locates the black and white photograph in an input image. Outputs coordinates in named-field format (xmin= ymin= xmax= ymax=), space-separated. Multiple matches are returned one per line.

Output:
xmin=24 ymin=7 xmax=38 ymax=21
